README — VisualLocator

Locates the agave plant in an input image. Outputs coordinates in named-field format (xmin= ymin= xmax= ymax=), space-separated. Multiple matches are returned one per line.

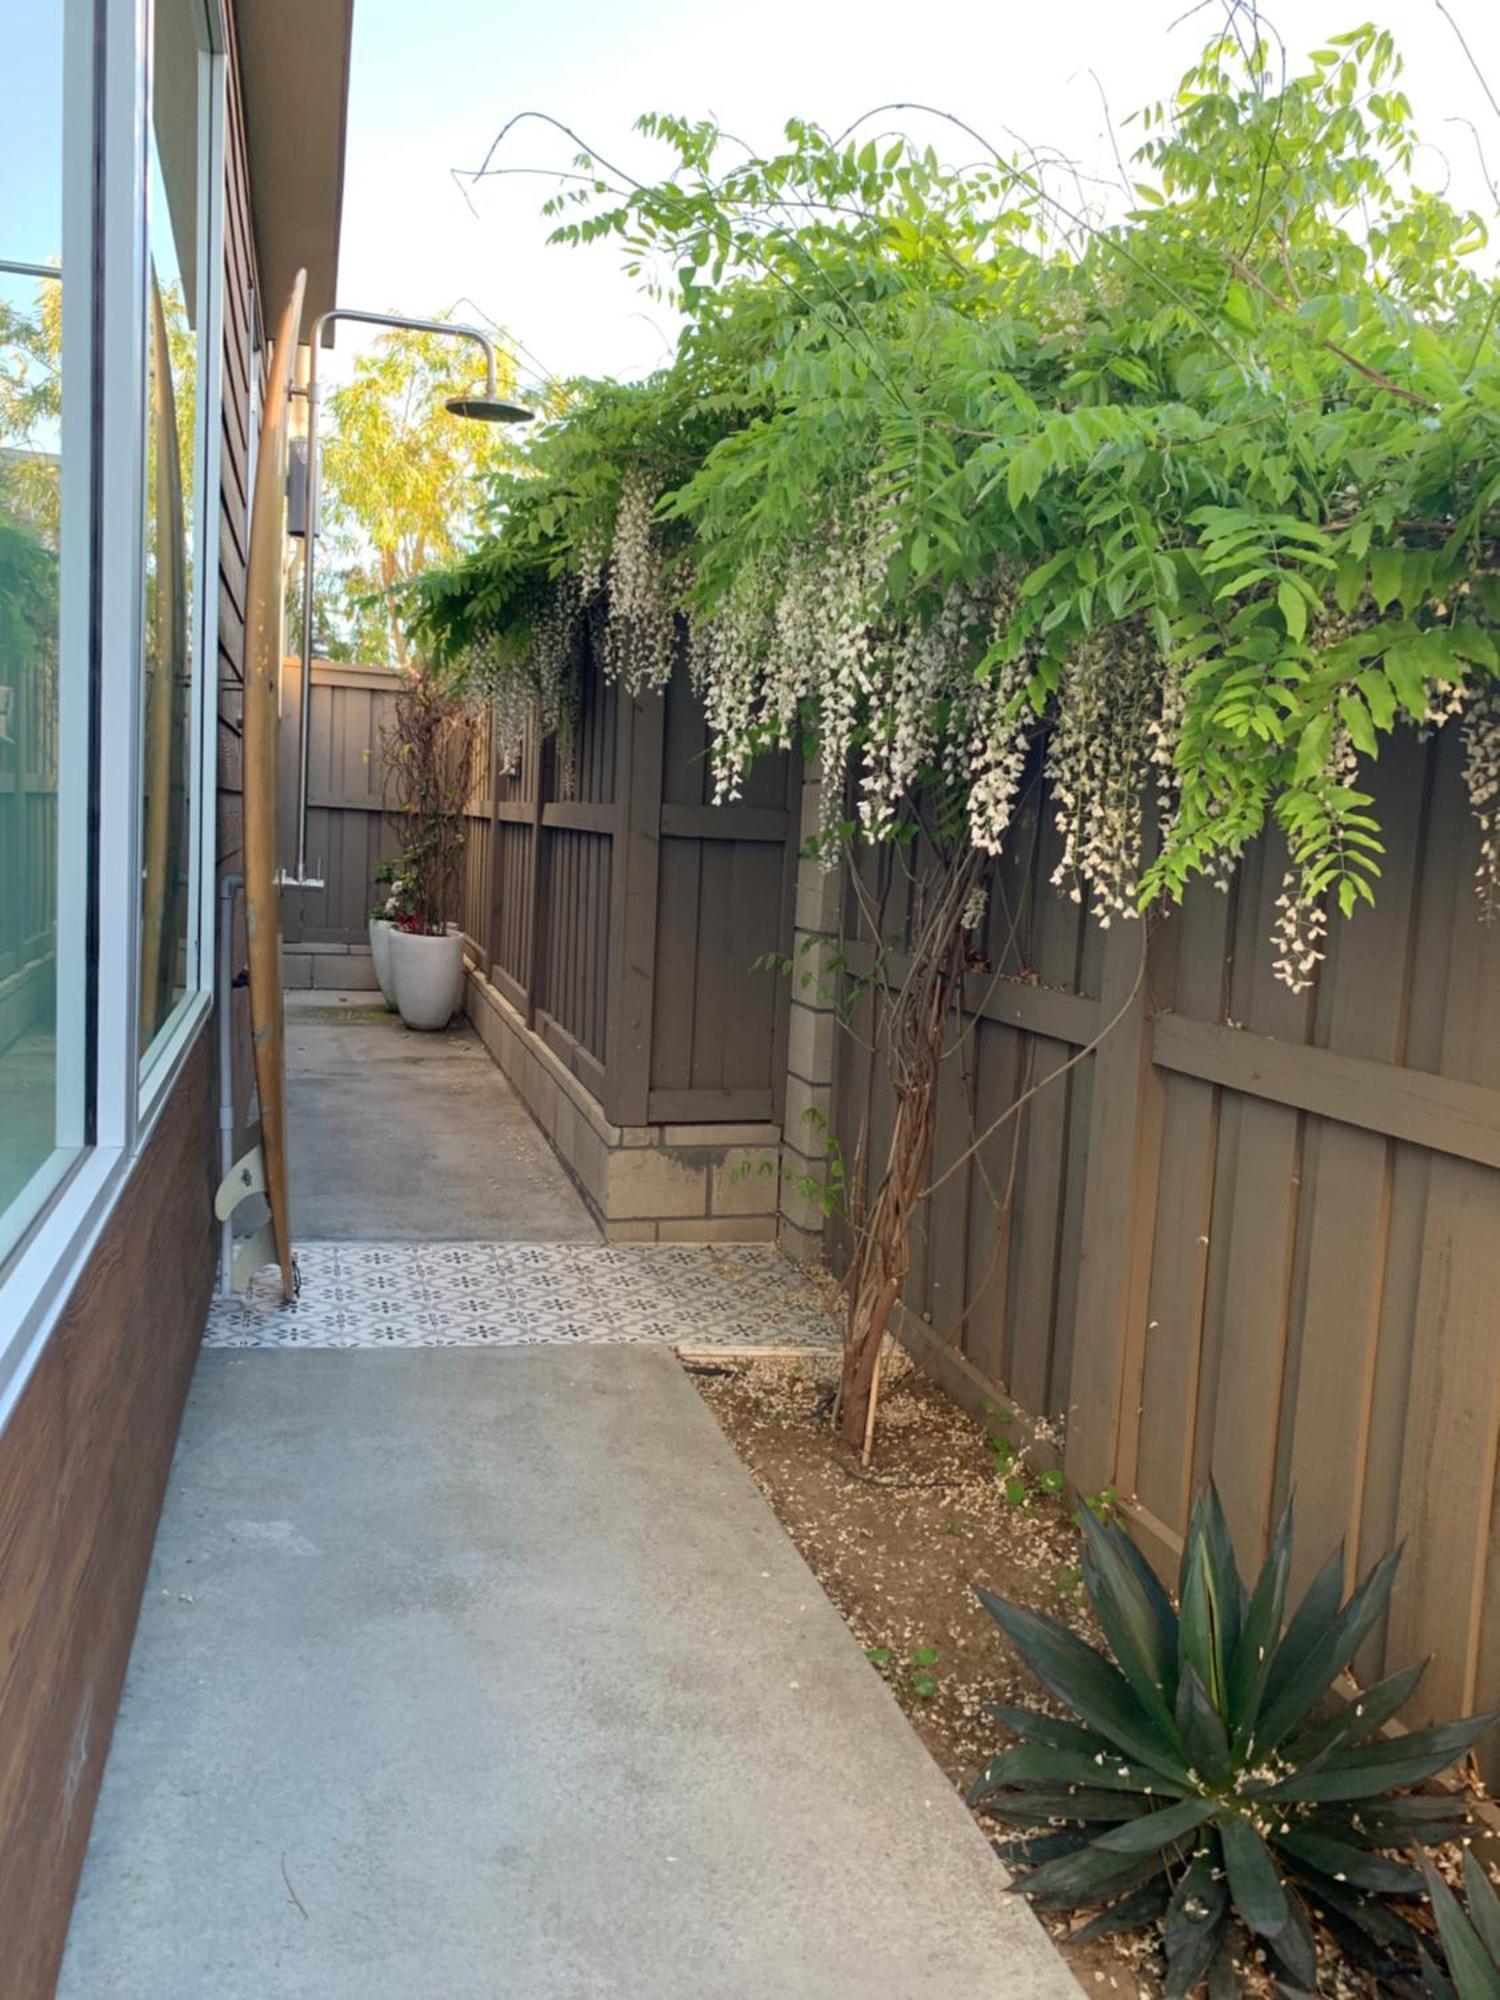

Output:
xmin=970 ymin=1487 xmax=1495 ymax=1997
xmin=1421 ymin=1851 xmax=1500 ymax=1999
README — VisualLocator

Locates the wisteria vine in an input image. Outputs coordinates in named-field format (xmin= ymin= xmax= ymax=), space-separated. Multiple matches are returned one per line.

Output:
xmin=409 ymin=21 xmax=1500 ymax=991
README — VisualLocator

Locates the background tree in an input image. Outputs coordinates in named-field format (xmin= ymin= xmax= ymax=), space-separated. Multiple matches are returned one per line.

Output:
xmin=310 ymin=318 xmax=528 ymax=667
xmin=3 ymin=272 xmax=195 ymax=543
xmin=1 ymin=276 xmax=65 ymax=544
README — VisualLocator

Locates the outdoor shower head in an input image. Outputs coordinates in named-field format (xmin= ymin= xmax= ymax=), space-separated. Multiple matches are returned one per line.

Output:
xmin=445 ymin=394 xmax=534 ymax=422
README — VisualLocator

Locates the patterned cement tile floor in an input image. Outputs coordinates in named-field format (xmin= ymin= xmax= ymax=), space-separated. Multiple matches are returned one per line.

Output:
xmin=204 ymin=1240 xmax=841 ymax=1352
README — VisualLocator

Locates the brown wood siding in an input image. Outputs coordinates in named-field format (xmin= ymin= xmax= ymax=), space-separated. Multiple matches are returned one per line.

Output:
xmin=829 ymin=726 xmax=1500 ymax=1779
xmin=0 ymin=1036 xmax=215 ymax=2000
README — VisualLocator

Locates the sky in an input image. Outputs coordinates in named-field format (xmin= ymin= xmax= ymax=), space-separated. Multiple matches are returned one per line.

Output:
xmin=1 ymin=12 xmax=63 ymax=265
xmin=329 ymin=0 xmax=1500 ymax=397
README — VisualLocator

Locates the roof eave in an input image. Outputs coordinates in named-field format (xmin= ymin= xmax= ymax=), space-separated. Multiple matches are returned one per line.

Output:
xmin=235 ymin=0 xmax=355 ymax=344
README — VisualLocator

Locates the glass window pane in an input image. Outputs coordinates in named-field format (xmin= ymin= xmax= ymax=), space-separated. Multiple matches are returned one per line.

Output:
xmin=0 ymin=5 xmax=77 ymax=1257
xmin=139 ymin=0 xmax=203 ymax=1060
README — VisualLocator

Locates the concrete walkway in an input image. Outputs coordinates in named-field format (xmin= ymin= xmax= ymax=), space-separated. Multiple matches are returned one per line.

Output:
xmin=284 ymin=993 xmax=597 ymax=1242
xmin=59 ymin=1350 xmax=1075 ymax=1999
xmin=57 ymin=997 xmax=1077 ymax=1997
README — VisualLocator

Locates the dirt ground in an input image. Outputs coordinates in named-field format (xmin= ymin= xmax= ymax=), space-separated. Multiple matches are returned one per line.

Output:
xmin=689 ymin=1346 xmax=1162 ymax=1997
xmin=690 ymin=1345 xmax=1496 ymax=2000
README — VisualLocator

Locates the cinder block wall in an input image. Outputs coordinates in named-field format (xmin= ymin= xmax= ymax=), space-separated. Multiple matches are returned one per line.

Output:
xmin=464 ymin=965 xmax=783 ymax=1243
xmin=777 ymin=767 xmax=838 ymax=1264
xmin=282 ymin=940 xmax=378 ymax=990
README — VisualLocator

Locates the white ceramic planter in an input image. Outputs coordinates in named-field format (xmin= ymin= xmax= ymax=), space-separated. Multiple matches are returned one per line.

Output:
xmin=390 ymin=926 xmax=464 ymax=1032
xmin=368 ymin=917 xmax=396 ymax=1008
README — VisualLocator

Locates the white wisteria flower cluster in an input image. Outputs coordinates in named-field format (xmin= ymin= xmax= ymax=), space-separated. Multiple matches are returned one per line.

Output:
xmin=450 ymin=459 xmax=1500 ymax=997
xmin=1271 ymin=724 xmax=1362 ymax=993
xmin=1045 ymin=627 xmax=1160 ymax=926
xmin=598 ymin=467 xmax=674 ymax=695
xmin=688 ymin=501 xmax=890 ymax=832
xmin=1270 ymin=869 xmax=1332 ymax=994
xmin=462 ymin=576 xmax=581 ymax=781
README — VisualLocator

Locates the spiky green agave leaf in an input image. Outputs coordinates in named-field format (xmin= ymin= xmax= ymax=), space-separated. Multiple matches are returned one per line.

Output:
xmin=1421 ymin=1853 xmax=1500 ymax=2000
xmin=973 ymin=1484 xmax=1497 ymax=1997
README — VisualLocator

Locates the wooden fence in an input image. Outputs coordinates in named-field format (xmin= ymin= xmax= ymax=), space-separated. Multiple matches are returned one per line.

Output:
xmin=295 ymin=640 xmax=799 ymax=1129
xmin=276 ymin=657 xmax=402 ymax=946
xmin=472 ymin=639 xmax=798 ymax=1128
xmin=828 ymin=724 xmax=1500 ymax=1771
xmin=277 ymin=643 xmax=1498 ymax=1761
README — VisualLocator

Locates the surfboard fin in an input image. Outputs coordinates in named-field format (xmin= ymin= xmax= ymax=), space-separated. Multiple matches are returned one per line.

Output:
xmin=215 ymin=1143 xmax=267 ymax=1221
xmin=230 ymin=1221 xmax=278 ymax=1292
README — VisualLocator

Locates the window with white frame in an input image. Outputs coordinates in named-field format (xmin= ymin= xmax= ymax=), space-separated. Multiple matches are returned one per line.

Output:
xmin=0 ymin=0 xmax=226 ymax=1401
xmin=0 ymin=2 xmax=92 ymax=1270
xmin=138 ymin=0 xmax=223 ymax=1085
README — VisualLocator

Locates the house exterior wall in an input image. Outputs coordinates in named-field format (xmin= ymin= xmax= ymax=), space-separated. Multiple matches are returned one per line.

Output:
xmin=0 ymin=11 xmax=261 ymax=1990
xmin=0 ymin=1039 xmax=215 ymax=1998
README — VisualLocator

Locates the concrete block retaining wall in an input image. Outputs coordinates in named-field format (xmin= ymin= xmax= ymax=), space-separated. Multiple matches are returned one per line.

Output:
xmin=464 ymin=964 xmax=783 ymax=1245
xmin=283 ymin=941 xmax=379 ymax=992
xmin=776 ymin=768 xmax=839 ymax=1266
